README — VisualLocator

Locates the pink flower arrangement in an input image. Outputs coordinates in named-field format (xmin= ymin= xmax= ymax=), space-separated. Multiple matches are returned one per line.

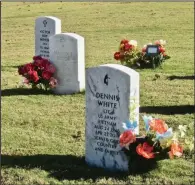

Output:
xmin=18 ymin=56 xmax=58 ymax=90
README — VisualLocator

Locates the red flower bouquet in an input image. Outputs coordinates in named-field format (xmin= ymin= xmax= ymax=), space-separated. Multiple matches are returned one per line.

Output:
xmin=114 ymin=39 xmax=141 ymax=67
xmin=18 ymin=56 xmax=57 ymax=90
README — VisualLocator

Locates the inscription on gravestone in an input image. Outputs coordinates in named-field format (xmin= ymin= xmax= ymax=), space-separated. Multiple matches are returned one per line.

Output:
xmin=35 ymin=16 xmax=61 ymax=59
xmin=93 ymin=91 xmax=120 ymax=156
xmin=85 ymin=64 xmax=139 ymax=172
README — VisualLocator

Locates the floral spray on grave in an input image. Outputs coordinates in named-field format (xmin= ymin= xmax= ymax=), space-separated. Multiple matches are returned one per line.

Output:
xmin=118 ymin=114 xmax=194 ymax=173
xmin=18 ymin=56 xmax=58 ymax=91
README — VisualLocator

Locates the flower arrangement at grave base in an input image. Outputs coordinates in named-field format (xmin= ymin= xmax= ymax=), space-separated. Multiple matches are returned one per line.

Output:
xmin=119 ymin=115 xmax=194 ymax=173
xmin=18 ymin=55 xmax=58 ymax=90
xmin=114 ymin=39 xmax=141 ymax=68
xmin=138 ymin=40 xmax=171 ymax=69
xmin=114 ymin=39 xmax=171 ymax=69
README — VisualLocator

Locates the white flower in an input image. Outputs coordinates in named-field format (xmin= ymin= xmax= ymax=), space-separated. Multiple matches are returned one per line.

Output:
xmin=148 ymin=42 xmax=152 ymax=45
xmin=143 ymin=44 xmax=147 ymax=48
xmin=159 ymin=39 xmax=166 ymax=46
xmin=178 ymin=125 xmax=187 ymax=138
xmin=178 ymin=125 xmax=187 ymax=132
xmin=129 ymin=40 xmax=137 ymax=47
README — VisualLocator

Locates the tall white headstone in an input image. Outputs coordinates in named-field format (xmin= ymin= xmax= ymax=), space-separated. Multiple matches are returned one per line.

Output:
xmin=85 ymin=64 xmax=139 ymax=172
xmin=35 ymin=16 xmax=61 ymax=59
xmin=49 ymin=33 xmax=85 ymax=94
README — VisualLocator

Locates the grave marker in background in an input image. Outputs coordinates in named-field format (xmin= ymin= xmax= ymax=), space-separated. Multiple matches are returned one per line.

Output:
xmin=49 ymin=33 xmax=85 ymax=94
xmin=85 ymin=64 xmax=139 ymax=171
xmin=35 ymin=16 xmax=61 ymax=59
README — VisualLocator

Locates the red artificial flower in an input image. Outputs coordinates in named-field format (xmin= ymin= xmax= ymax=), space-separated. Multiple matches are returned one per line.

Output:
xmin=168 ymin=141 xmax=183 ymax=159
xmin=18 ymin=66 xmax=25 ymax=75
xmin=159 ymin=47 xmax=165 ymax=53
xmin=28 ymin=70 xmax=39 ymax=82
xmin=34 ymin=58 xmax=50 ymax=70
xmin=114 ymin=52 xmax=121 ymax=60
xmin=34 ymin=59 xmax=44 ymax=68
xmin=142 ymin=47 xmax=146 ymax=52
xmin=23 ymin=63 xmax=34 ymax=74
xmin=124 ymin=43 xmax=132 ymax=51
xmin=33 ymin=55 xmax=42 ymax=61
xmin=42 ymin=60 xmax=52 ymax=70
xmin=119 ymin=130 xmax=136 ymax=148
xmin=136 ymin=142 xmax=155 ymax=159
xmin=42 ymin=71 xmax=52 ymax=80
xmin=49 ymin=77 xmax=58 ymax=88
xmin=45 ymin=64 xmax=56 ymax=74
xmin=25 ymin=63 xmax=34 ymax=72
xmin=120 ymin=39 xmax=129 ymax=45
xmin=149 ymin=119 xmax=168 ymax=134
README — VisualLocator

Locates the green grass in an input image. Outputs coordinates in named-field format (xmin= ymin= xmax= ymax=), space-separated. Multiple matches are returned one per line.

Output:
xmin=1 ymin=2 xmax=194 ymax=185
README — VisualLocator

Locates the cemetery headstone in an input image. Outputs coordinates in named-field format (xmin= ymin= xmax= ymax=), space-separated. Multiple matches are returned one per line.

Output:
xmin=85 ymin=64 xmax=139 ymax=171
xmin=49 ymin=33 xmax=85 ymax=94
xmin=35 ymin=16 xmax=61 ymax=59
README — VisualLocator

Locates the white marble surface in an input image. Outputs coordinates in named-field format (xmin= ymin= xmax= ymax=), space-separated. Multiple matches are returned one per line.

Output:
xmin=49 ymin=33 xmax=85 ymax=94
xmin=85 ymin=64 xmax=139 ymax=171
xmin=35 ymin=16 xmax=61 ymax=59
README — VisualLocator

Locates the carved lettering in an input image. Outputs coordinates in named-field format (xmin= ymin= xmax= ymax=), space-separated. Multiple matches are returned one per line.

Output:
xmin=93 ymin=91 xmax=121 ymax=156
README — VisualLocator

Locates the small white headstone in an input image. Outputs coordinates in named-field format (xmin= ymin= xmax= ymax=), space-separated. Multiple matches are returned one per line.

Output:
xmin=35 ymin=16 xmax=61 ymax=59
xmin=49 ymin=33 xmax=85 ymax=94
xmin=85 ymin=64 xmax=139 ymax=171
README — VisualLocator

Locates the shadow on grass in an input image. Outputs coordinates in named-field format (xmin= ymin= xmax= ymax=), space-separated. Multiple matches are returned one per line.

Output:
xmin=1 ymin=88 xmax=85 ymax=97
xmin=167 ymin=75 xmax=195 ymax=80
xmin=1 ymin=88 xmax=53 ymax=96
xmin=4 ymin=65 xmax=20 ymax=68
xmin=1 ymin=154 xmax=130 ymax=181
xmin=140 ymin=105 xmax=195 ymax=115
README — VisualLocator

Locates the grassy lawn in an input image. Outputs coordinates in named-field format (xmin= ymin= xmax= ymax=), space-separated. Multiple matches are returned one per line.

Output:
xmin=1 ymin=2 xmax=194 ymax=185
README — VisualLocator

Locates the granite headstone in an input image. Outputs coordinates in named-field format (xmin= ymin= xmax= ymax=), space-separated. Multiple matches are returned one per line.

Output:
xmin=49 ymin=33 xmax=85 ymax=94
xmin=85 ymin=64 xmax=139 ymax=171
xmin=35 ymin=16 xmax=61 ymax=59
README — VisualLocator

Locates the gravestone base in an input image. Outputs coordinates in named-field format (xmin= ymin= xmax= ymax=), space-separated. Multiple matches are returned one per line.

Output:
xmin=52 ymin=83 xmax=80 ymax=95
